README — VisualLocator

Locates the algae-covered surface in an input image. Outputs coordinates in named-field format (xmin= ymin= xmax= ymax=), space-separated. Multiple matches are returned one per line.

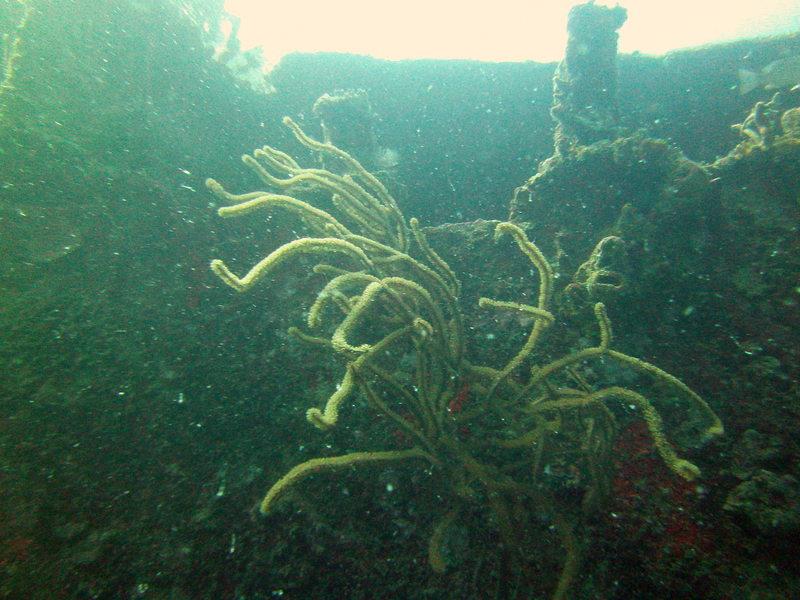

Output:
xmin=1 ymin=1 xmax=799 ymax=599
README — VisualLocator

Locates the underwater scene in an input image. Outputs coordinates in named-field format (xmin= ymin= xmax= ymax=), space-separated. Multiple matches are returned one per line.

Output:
xmin=1 ymin=0 xmax=800 ymax=598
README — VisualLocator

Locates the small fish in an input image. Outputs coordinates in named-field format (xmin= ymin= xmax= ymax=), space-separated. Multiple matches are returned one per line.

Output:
xmin=447 ymin=382 xmax=470 ymax=414
xmin=739 ymin=55 xmax=800 ymax=95
xmin=373 ymin=146 xmax=400 ymax=169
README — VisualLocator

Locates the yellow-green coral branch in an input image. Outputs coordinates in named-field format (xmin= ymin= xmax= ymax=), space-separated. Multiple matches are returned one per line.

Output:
xmin=308 ymin=272 xmax=378 ymax=328
xmin=205 ymin=177 xmax=266 ymax=204
xmin=250 ymin=143 xmax=301 ymax=172
xmin=346 ymin=232 xmax=465 ymax=363
xmin=570 ymin=236 xmax=626 ymax=298
xmin=306 ymin=364 xmax=356 ymax=430
xmin=330 ymin=191 xmax=389 ymax=240
xmin=361 ymin=360 xmax=436 ymax=435
xmin=520 ymin=302 xmax=720 ymax=446
xmin=494 ymin=414 xmax=562 ymax=449
xmin=409 ymin=217 xmax=461 ymax=298
xmin=360 ymin=379 xmax=439 ymax=453
xmin=211 ymin=237 xmax=372 ymax=293
xmin=287 ymin=326 xmax=331 ymax=347
xmin=282 ymin=116 xmax=402 ymax=215
xmin=594 ymin=302 xmax=613 ymax=348
xmin=428 ymin=508 xmax=459 ymax=573
xmin=346 ymin=234 xmax=459 ymax=312
xmin=260 ymin=448 xmax=434 ymax=514
xmin=331 ymin=277 xmax=450 ymax=360
xmin=477 ymin=297 xmax=555 ymax=326
xmin=494 ymin=222 xmax=553 ymax=309
xmin=211 ymin=189 xmax=351 ymax=238
xmin=244 ymin=131 xmax=403 ymax=249
xmin=480 ymin=223 xmax=556 ymax=395
xmin=527 ymin=303 xmax=612 ymax=389
xmin=331 ymin=280 xmax=387 ymax=354
xmin=384 ymin=277 xmax=450 ymax=354
xmin=478 ymin=296 xmax=556 ymax=400
xmin=532 ymin=386 xmax=702 ymax=481
xmin=0 ymin=0 xmax=32 ymax=124
xmin=552 ymin=512 xmax=582 ymax=600
xmin=245 ymin=155 xmax=389 ymax=237
xmin=246 ymin=147 xmax=386 ymax=220
xmin=606 ymin=349 xmax=724 ymax=438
